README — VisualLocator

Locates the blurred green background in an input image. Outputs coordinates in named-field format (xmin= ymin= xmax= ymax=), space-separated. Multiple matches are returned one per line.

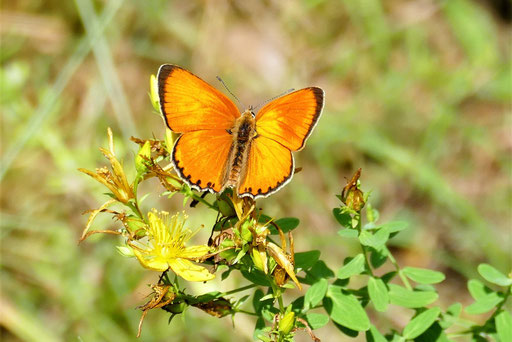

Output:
xmin=1 ymin=0 xmax=510 ymax=341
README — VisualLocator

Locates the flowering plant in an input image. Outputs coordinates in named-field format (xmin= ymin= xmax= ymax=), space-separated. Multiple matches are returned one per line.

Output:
xmin=79 ymin=77 xmax=511 ymax=341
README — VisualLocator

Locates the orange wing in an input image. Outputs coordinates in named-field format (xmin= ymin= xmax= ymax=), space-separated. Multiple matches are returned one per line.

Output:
xmin=172 ymin=129 xmax=233 ymax=193
xmin=238 ymin=136 xmax=294 ymax=198
xmin=255 ymin=87 xmax=324 ymax=151
xmin=157 ymin=64 xmax=240 ymax=132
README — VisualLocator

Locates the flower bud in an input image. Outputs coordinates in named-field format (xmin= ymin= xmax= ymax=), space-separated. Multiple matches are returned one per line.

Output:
xmin=251 ymin=246 xmax=268 ymax=274
xmin=278 ymin=311 xmax=295 ymax=335
xmin=149 ymin=74 xmax=160 ymax=111
xmin=135 ymin=140 xmax=152 ymax=174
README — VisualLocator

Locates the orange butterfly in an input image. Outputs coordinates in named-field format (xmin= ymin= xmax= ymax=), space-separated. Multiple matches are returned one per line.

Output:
xmin=157 ymin=64 xmax=324 ymax=199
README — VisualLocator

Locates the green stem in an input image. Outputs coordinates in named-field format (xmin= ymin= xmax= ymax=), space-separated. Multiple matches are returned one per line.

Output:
xmin=190 ymin=192 xmax=216 ymax=210
xmin=277 ymin=295 xmax=285 ymax=313
xmin=236 ymin=309 xmax=258 ymax=316
xmin=127 ymin=175 xmax=147 ymax=223
xmin=355 ymin=212 xmax=374 ymax=277
xmin=222 ymin=284 xmax=257 ymax=296
xmin=268 ymin=277 xmax=285 ymax=312
xmin=387 ymin=250 xmax=412 ymax=290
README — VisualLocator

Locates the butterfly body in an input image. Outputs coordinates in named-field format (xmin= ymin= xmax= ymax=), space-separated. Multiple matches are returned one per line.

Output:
xmin=225 ymin=110 xmax=257 ymax=189
xmin=157 ymin=64 xmax=324 ymax=199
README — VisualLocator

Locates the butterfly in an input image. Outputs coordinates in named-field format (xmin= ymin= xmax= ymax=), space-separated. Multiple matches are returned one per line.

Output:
xmin=157 ymin=64 xmax=324 ymax=199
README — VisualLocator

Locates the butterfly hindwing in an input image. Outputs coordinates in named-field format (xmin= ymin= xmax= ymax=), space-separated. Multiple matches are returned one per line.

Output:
xmin=238 ymin=136 xmax=294 ymax=198
xmin=255 ymin=87 xmax=324 ymax=151
xmin=172 ymin=129 xmax=233 ymax=193
xmin=157 ymin=64 xmax=240 ymax=132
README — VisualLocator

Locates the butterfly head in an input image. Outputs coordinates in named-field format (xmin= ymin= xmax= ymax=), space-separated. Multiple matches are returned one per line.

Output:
xmin=246 ymin=105 xmax=256 ymax=117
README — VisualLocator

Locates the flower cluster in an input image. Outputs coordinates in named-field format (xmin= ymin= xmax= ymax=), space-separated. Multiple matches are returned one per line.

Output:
xmin=79 ymin=127 xmax=308 ymax=340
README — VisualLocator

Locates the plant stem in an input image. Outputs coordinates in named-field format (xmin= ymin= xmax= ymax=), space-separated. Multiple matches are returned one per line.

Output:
xmin=277 ymin=295 xmax=285 ymax=313
xmin=237 ymin=309 xmax=258 ymax=316
xmin=190 ymin=192 xmax=216 ymax=210
xmin=126 ymin=175 xmax=147 ymax=223
xmin=268 ymin=277 xmax=285 ymax=312
xmin=222 ymin=284 xmax=257 ymax=296
xmin=355 ymin=212 xmax=374 ymax=277
xmin=387 ymin=250 xmax=412 ymax=290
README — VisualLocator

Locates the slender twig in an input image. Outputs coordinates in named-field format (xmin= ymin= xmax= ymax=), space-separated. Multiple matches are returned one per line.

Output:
xmin=355 ymin=212 xmax=374 ymax=277
xmin=222 ymin=284 xmax=258 ymax=296
xmin=387 ymin=251 xmax=412 ymax=290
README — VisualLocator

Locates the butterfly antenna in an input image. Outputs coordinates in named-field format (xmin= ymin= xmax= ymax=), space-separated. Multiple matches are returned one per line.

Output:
xmin=216 ymin=76 xmax=245 ymax=108
xmin=253 ymin=88 xmax=295 ymax=111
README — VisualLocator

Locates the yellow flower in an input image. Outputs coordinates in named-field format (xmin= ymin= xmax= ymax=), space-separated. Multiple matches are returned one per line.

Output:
xmin=131 ymin=210 xmax=215 ymax=282
xmin=79 ymin=128 xmax=134 ymax=204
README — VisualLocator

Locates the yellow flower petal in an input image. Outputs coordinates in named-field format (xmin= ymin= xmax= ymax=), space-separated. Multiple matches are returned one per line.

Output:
xmin=168 ymin=258 xmax=215 ymax=282
xmin=180 ymin=245 xmax=211 ymax=259
xmin=132 ymin=249 xmax=169 ymax=272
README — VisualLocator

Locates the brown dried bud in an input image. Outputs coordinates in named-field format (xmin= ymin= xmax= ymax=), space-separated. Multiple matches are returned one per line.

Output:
xmin=341 ymin=168 xmax=365 ymax=212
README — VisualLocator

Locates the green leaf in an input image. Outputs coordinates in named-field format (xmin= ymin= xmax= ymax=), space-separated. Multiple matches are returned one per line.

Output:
xmin=446 ymin=302 xmax=462 ymax=317
xmin=233 ymin=244 xmax=249 ymax=264
xmin=370 ymin=247 xmax=389 ymax=268
xmin=368 ymin=277 xmax=389 ymax=312
xmin=326 ymin=285 xmax=370 ymax=331
xmin=305 ymin=313 xmax=329 ymax=330
xmin=465 ymin=278 xmax=504 ymax=314
xmin=295 ymin=250 xmax=320 ymax=270
xmin=241 ymin=269 xmax=270 ymax=287
xmin=359 ymin=229 xmax=388 ymax=249
xmin=468 ymin=279 xmax=494 ymax=300
xmin=268 ymin=217 xmax=300 ymax=234
xmin=478 ymin=264 xmax=512 ymax=287
xmin=496 ymin=310 xmax=512 ymax=342
xmin=465 ymin=294 xmax=504 ymax=314
xmin=258 ymin=214 xmax=272 ymax=224
xmin=305 ymin=278 xmax=328 ymax=309
xmin=403 ymin=267 xmax=446 ymax=284
xmin=216 ymin=199 xmax=235 ymax=217
xmin=337 ymin=228 xmax=359 ymax=238
xmin=388 ymin=284 xmax=438 ymax=308
xmin=403 ymin=307 xmax=441 ymax=339
xmin=387 ymin=333 xmax=405 ymax=342
xmin=366 ymin=325 xmax=387 ymax=342
xmin=378 ymin=221 xmax=408 ymax=233
xmin=290 ymin=296 xmax=305 ymax=312
xmin=219 ymin=248 xmax=237 ymax=263
xmin=414 ymin=322 xmax=450 ymax=342
xmin=337 ymin=254 xmax=366 ymax=279
xmin=309 ymin=261 xmax=335 ymax=279
xmin=333 ymin=208 xmax=352 ymax=228
xmin=253 ymin=317 xmax=268 ymax=341
xmin=440 ymin=302 xmax=462 ymax=329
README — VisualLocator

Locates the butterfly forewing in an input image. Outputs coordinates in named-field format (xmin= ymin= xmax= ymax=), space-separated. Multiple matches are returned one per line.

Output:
xmin=158 ymin=64 xmax=240 ymax=132
xmin=255 ymin=87 xmax=324 ymax=151
xmin=158 ymin=64 xmax=239 ymax=192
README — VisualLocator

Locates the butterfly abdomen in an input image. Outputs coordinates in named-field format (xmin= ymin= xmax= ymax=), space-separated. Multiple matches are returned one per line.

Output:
xmin=224 ymin=111 xmax=256 ymax=189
